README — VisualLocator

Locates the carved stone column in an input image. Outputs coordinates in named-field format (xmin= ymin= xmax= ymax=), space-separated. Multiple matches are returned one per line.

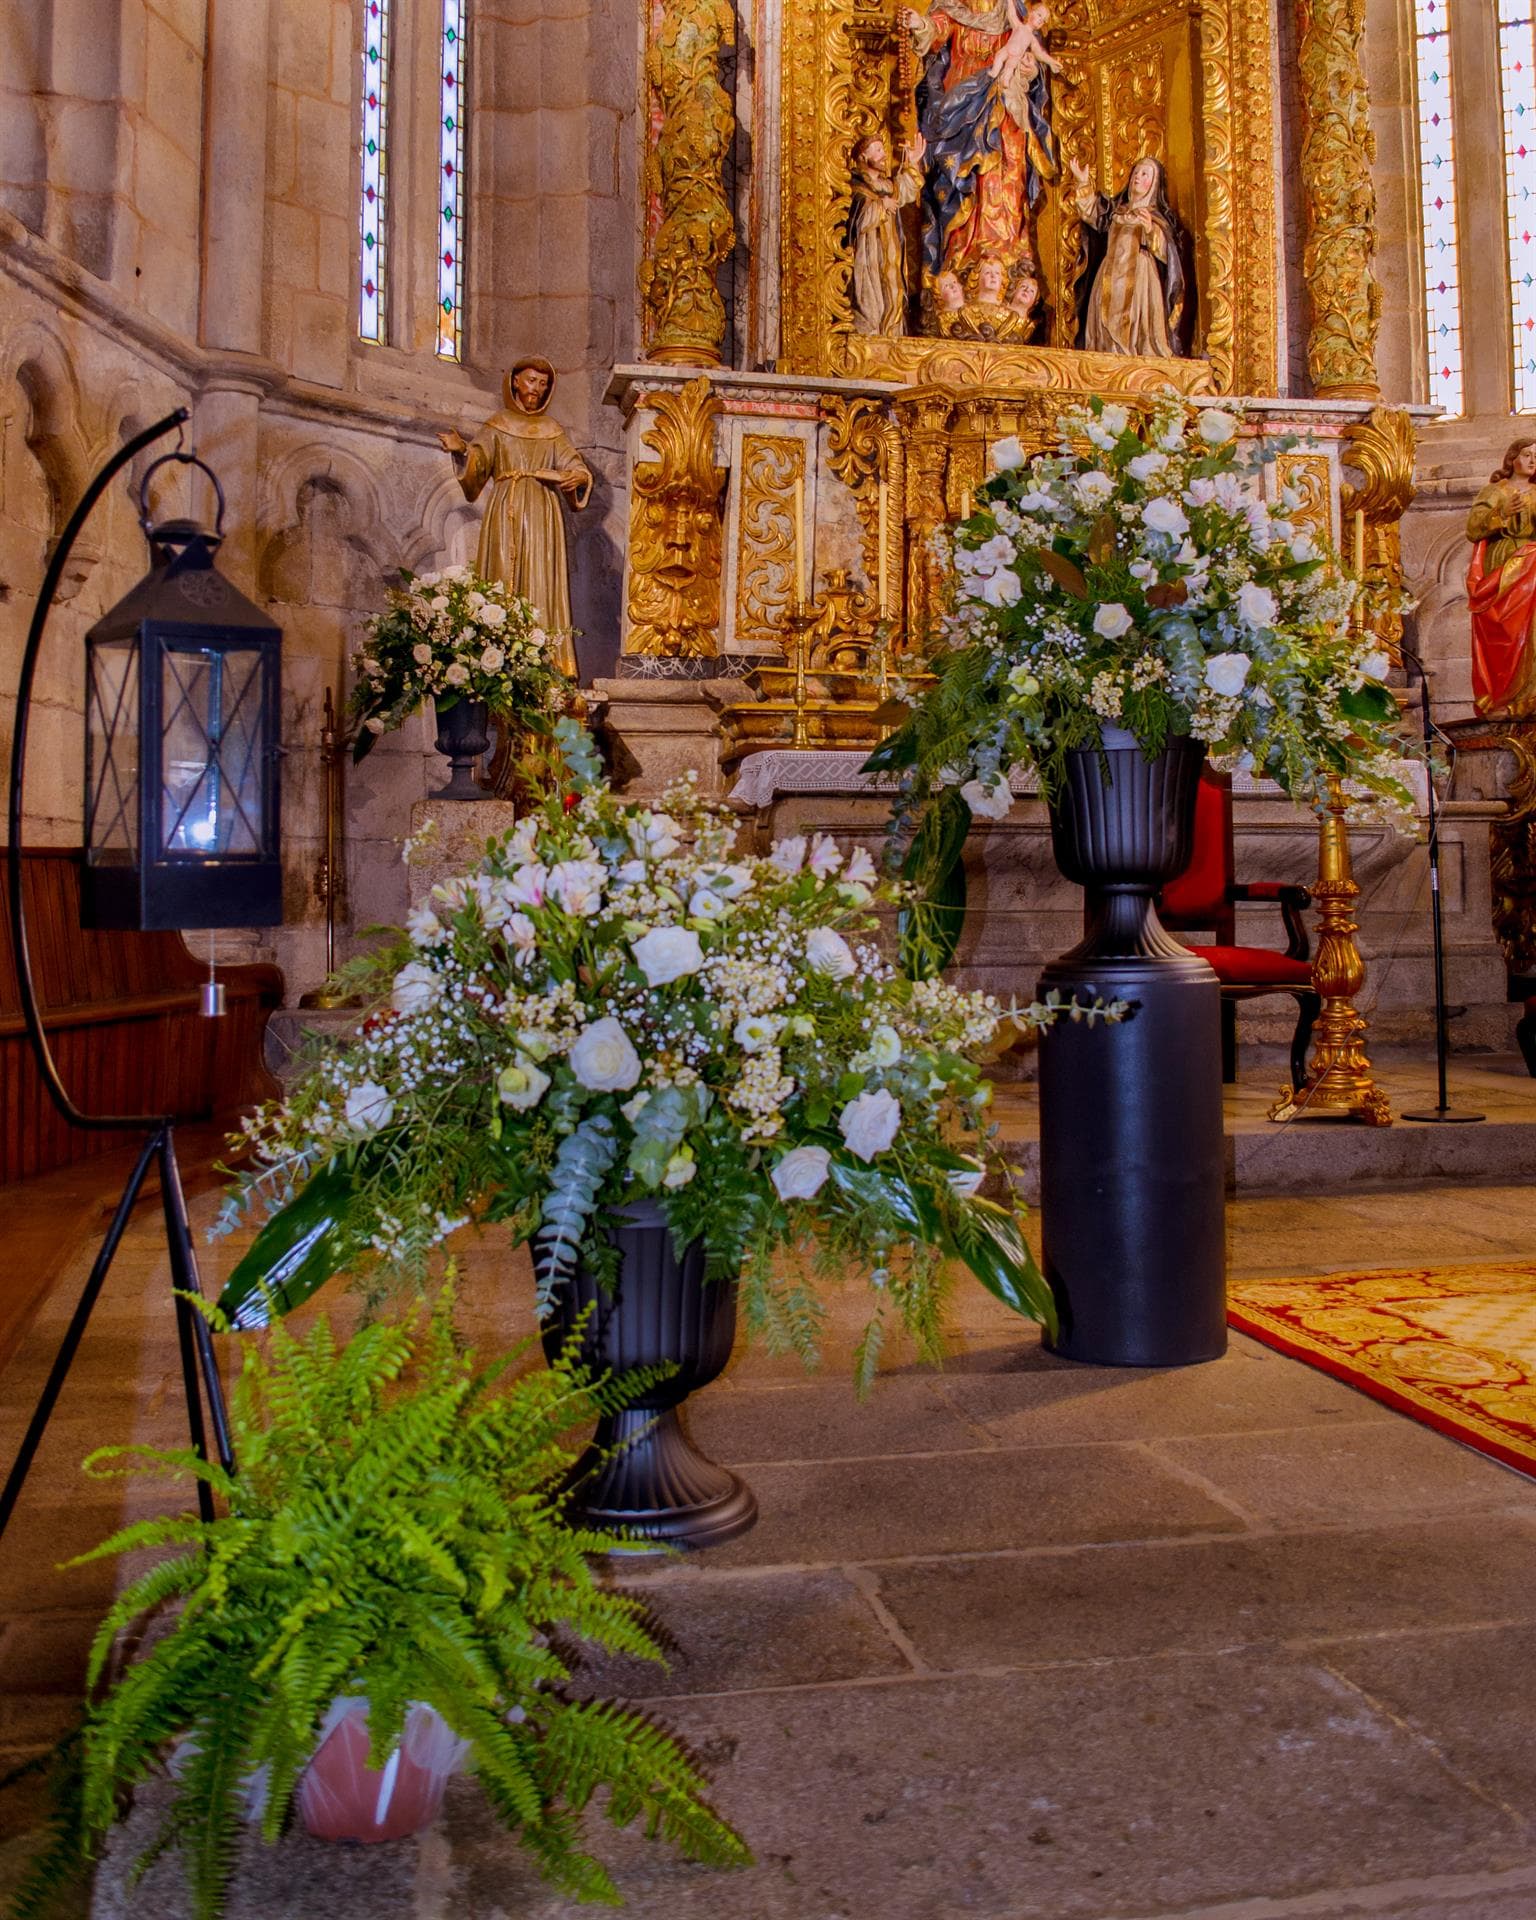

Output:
xmin=639 ymin=0 xmax=737 ymax=367
xmin=1295 ymin=0 xmax=1383 ymax=399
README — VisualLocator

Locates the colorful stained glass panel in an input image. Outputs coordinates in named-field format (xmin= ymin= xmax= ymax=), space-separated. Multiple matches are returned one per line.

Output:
xmin=1501 ymin=3 xmax=1536 ymax=410
xmin=437 ymin=0 xmax=468 ymax=360
xmin=358 ymin=0 xmax=392 ymax=343
xmin=1414 ymin=1 xmax=1464 ymax=414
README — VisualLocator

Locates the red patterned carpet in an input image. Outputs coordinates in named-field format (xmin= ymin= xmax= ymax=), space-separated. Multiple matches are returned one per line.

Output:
xmin=1229 ymin=1263 xmax=1536 ymax=1478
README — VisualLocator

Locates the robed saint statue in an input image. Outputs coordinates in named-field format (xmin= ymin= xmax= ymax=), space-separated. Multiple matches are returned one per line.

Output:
xmin=1070 ymin=155 xmax=1188 ymax=358
xmin=1467 ymin=438 xmax=1536 ymax=717
xmin=439 ymin=357 xmax=592 ymax=678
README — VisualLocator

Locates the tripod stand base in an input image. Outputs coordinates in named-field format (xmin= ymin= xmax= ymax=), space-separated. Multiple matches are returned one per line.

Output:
xmin=1401 ymin=1108 xmax=1486 ymax=1124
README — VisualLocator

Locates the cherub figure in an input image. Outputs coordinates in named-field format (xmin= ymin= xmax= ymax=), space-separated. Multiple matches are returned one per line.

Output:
xmin=990 ymin=1 xmax=1061 ymax=94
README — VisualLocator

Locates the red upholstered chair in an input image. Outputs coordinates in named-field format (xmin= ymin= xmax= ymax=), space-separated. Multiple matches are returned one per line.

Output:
xmin=1158 ymin=769 xmax=1322 ymax=1093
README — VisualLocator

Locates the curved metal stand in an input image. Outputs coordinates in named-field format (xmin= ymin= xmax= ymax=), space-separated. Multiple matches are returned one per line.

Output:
xmin=1 ymin=410 xmax=234 ymax=1543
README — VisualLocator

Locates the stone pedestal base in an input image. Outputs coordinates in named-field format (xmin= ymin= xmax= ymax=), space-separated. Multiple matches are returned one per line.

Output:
xmin=593 ymin=676 xmax=738 ymax=797
xmin=406 ymin=799 xmax=520 ymax=910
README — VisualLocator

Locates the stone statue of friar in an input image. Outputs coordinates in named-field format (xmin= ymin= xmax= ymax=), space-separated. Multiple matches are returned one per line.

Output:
xmin=438 ymin=356 xmax=592 ymax=678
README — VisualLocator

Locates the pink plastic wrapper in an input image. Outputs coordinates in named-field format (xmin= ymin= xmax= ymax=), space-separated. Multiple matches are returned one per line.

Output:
xmin=296 ymin=1698 xmax=469 ymax=1844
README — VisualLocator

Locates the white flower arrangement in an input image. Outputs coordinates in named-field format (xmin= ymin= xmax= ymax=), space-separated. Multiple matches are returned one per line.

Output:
xmin=219 ymin=726 xmax=1122 ymax=1388
xmin=349 ymin=566 xmax=569 ymax=758
xmin=897 ymin=395 xmax=1418 ymax=829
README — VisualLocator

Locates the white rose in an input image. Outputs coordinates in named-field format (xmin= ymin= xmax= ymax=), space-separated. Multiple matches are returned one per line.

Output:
xmin=430 ymin=594 xmax=450 ymax=612
xmin=569 ymin=1016 xmax=641 ymax=1092
xmin=406 ymin=906 xmax=444 ymax=946
xmin=412 ymin=643 xmax=433 ymax=666
xmin=989 ymin=435 xmax=1026 ymax=472
xmin=1074 ymin=470 xmax=1116 ymax=509
xmin=838 ymin=1087 xmax=901 ymax=1161
xmin=644 ymin=813 xmax=684 ymax=857
xmin=631 ymin=925 xmax=704 ymax=985
xmin=445 ymin=663 xmax=470 ymax=686
xmin=548 ymin=858 xmax=606 ymax=918
xmin=1142 ymin=497 xmax=1189 ymax=539
xmin=1360 ymin=650 xmax=1392 ymax=681
xmin=345 ymin=1081 xmax=395 ymax=1133
xmin=497 ymin=1057 xmax=551 ymax=1110
xmin=1204 ymin=652 xmax=1252 ymax=697
xmin=1127 ymin=452 xmax=1169 ymax=483
xmin=1290 ymin=532 xmax=1317 ymax=563
xmin=769 ymin=835 xmax=807 ymax=875
xmin=862 ymin=1024 xmax=902 ymax=1069
xmin=391 ymin=961 xmax=441 ymax=1015
xmin=1158 ymin=415 xmax=1188 ymax=451
xmin=770 ymin=1145 xmax=832 ymax=1202
xmin=1100 ymin=403 xmax=1130 ymax=437
xmin=980 ymin=567 xmax=1022 ymax=609
xmin=1093 ymin=602 xmax=1135 ymax=639
xmin=1236 ymin=582 xmax=1278 ymax=629
xmin=806 ymin=927 xmax=856 ymax=978
xmin=480 ymin=644 xmax=506 ymax=673
xmin=960 ymin=777 xmax=1013 ymax=821
xmin=480 ymin=603 xmax=507 ymax=629
xmin=1197 ymin=408 xmax=1238 ymax=445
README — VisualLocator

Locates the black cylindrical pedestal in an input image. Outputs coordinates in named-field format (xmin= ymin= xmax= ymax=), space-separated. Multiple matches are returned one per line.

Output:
xmin=1038 ymin=732 xmax=1227 ymax=1367
xmin=538 ymin=1201 xmax=758 ymax=1552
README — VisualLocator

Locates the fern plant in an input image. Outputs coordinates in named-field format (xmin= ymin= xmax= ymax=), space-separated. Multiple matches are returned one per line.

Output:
xmin=13 ymin=1287 xmax=750 ymax=1920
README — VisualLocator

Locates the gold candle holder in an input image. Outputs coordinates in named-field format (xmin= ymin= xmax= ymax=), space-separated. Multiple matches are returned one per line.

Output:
xmin=1269 ymin=772 xmax=1392 ymax=1125
xmin=785 ymin=599 xmax=815 ymax=749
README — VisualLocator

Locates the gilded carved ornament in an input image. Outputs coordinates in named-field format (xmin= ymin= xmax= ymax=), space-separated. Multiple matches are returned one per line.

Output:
xmin=1340 ymin=407 xmax=1417 ymax=658
xmin=639 ymin=0 xmax=737 ymax=367
xmin=734 ymin=434 xmax=807 ymax=653
xmin=624 ymin=377 xmax=729 ymax=657
xmin=1294 ymin=0 xmax=1382 ymax=398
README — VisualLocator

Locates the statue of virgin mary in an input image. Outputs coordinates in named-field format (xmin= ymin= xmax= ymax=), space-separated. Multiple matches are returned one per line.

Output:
xmin=439 ymin=357 xmax=592 ymax=679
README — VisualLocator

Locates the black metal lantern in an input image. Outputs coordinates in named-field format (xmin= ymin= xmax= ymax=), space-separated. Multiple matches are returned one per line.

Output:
xmin=82 ymin=453 xmax=282 ymax=930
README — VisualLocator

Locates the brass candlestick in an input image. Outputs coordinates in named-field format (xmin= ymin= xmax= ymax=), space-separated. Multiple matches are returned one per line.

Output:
xmin=786 ymin=599 xmax=815 ymax=748
xmin=1269 ymin=773 xmax=1392 ymax=1125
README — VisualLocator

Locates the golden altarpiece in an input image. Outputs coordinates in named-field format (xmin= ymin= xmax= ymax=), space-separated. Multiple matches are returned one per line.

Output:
xmin=600 ymin=0 xmax=1423 ymax=776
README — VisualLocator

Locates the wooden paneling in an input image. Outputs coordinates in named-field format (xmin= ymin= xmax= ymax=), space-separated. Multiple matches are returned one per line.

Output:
xmin=0 ymin=851 xmax=283 ymax=1183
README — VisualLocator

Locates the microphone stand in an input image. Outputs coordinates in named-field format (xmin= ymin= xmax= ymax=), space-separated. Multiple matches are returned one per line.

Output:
xmin=1397 ymin=642 xmax=1484 ymax=1124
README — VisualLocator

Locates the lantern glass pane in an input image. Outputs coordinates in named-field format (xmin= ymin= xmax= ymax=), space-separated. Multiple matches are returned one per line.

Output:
xmin=86 ymin=638 xmax=139 ymax=862
xmin=160 ymin=645 xmax=265 ymax=858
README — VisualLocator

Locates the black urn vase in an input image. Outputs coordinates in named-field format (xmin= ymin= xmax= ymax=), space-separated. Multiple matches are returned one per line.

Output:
xmin=431 ymin=695 xmax=491 ymax=800
xmin=1036 ymin=727 xmax=1227 ymax=1368
xmin=537 ymin=1201 xmax=758 ymax=1553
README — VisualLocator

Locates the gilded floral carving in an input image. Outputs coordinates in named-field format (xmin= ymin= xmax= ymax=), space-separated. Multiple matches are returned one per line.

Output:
xmin=734 ymin=435 xmax=805 ymax=653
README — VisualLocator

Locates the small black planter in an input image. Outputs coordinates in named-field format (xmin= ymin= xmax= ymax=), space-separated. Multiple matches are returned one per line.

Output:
xmin=1037 ymin=728 xmax=1227 ymax=1368
xmin=431 ymin=695 xmax=490 ymax=800
xmin=537 ymin=1201 xmax=758 ymax=1553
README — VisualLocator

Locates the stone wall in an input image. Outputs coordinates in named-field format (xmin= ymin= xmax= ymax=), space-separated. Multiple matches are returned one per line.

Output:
xmin=0 ymin=0 xmax=639 ymax=1002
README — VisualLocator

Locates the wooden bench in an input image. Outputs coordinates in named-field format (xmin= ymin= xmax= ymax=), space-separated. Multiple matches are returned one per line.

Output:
xmin=0 ymin=849 xmax=283 ymax=1184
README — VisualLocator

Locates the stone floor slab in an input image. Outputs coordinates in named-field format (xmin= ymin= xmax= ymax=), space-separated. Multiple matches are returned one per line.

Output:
xmin=1146 ymin=1423 xmax=1536 ymax=1528
xmin=687 ymin=1374 xmax=990 ymax=1463
xmin=676 ymin=1441 xmax=1247 ymax=1572
xmin=871 ymin=1514 xmax=1536 ymax=1672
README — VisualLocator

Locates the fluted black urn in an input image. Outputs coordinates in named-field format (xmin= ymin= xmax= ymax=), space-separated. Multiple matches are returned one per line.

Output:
xmin=537 ymin=1201 xmax=758 ymax=1552
xmin=1036 ymin=727 xmax=1227 ymax=1367
xmin=431 ymin=695 xmax=490 ymax=800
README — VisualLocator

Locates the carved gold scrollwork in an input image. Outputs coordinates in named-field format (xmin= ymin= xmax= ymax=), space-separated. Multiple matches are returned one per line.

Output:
xmin=735 ymin=435 xmax=805 ymax=653
xmin=1340 ymin=407 xmax=1416 ymax=658
xmin=1273 ymin=452 xmax=1334 ymax=543
xmin=625 ymin=376 xmax=728 ymax=657
xmin=1295 ymin=0 xmax=1382 ymax=398
xmin=639 ymin=0 xmax=736 ymax=367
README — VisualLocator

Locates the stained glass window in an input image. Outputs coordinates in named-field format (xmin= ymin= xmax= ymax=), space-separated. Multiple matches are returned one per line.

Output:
xmin=1413 ymin=1 xmax=1464 ymax=414
xmin=358 ymin=0 xmax=392 ymax=343
xmin=1501 ymin=3 xmax=1536 ymax=410
xmin=436 ymin=0 xmax=468 ymax=360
